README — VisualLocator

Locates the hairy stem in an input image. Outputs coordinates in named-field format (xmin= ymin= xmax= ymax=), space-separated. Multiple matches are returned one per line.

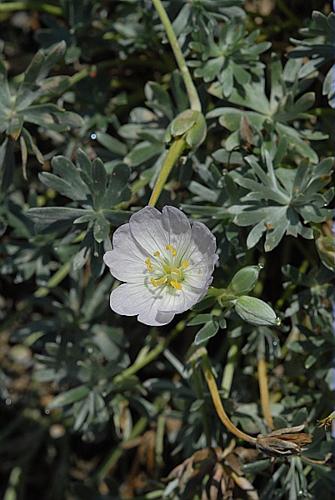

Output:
xmin=202 ymin=356 xmax=257 ymax=445
xmin=151 ymin=0 xmax=201 ymax=111
xmin=148 ymin=136 xmax=186 ymax=207
xmin=257 ymin=357 xmax=273 ymax=430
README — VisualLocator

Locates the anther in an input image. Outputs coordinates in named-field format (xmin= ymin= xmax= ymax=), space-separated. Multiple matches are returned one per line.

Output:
xmin=166 ymin=244 xmax=177 ymax=256
xmin=150 ymin=276 xmax=167 ymax=287
xmin=145 ymin=257 xmax=153 ymax=272
xmin=170 ymin=280 xmax=182 ymax=290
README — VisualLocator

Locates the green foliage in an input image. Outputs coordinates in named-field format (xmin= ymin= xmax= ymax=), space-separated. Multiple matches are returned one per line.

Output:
xmin=189 ymin=20 xmax=270 ymax=97
xmin=229 ymin=152 xmax=334 ymax=251
xmin=208 ymin=56 xmax=326 ymax=159
xmin=290 ymin=10 xmax=335 ymax=107
xmin=173 ymin=0 xmax=245 ymax=37
xmin=0 ymin=1 xmax=334 ymax=499
xmin=27 ymin=150 xmax=131 ymax=274
xmin=0 ymin=42 xmax=83 ymax=185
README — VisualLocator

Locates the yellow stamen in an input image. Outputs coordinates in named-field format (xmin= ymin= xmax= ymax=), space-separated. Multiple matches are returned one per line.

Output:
xmin=146 ymin=245 xmax=186 ymax=291
xmin=165 ymin=244 xmax=177 ymax=256
xmin=150 ymin=276 xmax=167 ymax=287
xmin=170 ymin=280 xmax=182 ymax=290
xmin=145 ymin=257 xmax=153 ymax=272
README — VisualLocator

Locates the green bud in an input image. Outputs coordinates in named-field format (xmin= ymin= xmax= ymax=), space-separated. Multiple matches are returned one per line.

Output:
xmin=316 ymin=235 xmax=335 ymax=271
xmin=167 ymin=109 xmax=207 ymax=149
xmin=235 ymin=296 xmax=279 ymax=327
xmin=185 ymin=111 xmax=207 ymax=148
xmin=171 ymin=109 xmax=197 ymax=136
xmin=229 ymin=265 xmax=263 ymax=295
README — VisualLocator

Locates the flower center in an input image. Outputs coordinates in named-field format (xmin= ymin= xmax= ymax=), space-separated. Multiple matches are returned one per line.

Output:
xmin=145 ymin=244 xmax=189 ymax=291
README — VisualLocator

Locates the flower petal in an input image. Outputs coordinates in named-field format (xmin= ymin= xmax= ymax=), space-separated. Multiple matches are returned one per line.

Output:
xmin=110 ymin=283 xmax=155 ymax=316
xmin=112 ymin=223 xmax=147 ymax=258
xmin=158 ymin=290 xmax=187 ymax=314
xmin=162 ymin=206 xmax=192 ymax=258
xmin=181 ymin=221 xmax=217 ymax=287
xmin=110 ymin=282 xmax=175 ymax=326
xmin=103 ymin=223 xmax=147 ymax=282
xmin=158 ymin=282 xmax=207 ymax=314
xmin=104 ymin=249 xmax=147 ymax=283
xmin=130 ymin=206 xmax=169 ymax=254
xmin=138 ymin=306 xmax=175 ymax=326
xmin=188 ymin=221 xmax=217 ymax=260
xmin=186 ymin=259 xmax=216 ymax=288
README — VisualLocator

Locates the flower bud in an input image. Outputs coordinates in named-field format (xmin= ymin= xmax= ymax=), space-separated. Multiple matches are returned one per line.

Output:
xmin=316 ymin=235 xmax=335 ymax=271
xmin=234 ymin=296 xmax=279 ymax=326
xmin=229 ymin=265 xmax=262 ymax=295
xmin=167 ymin=109 xmax=207 ymax=149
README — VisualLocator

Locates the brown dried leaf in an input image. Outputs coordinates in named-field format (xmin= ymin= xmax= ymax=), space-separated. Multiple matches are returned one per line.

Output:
xmin=231 ymin=470 xmax=259 ymax=500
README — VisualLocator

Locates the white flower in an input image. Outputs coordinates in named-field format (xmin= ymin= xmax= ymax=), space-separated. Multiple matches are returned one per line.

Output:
xmin=103 ymin=206 xmax=217 ymax=326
